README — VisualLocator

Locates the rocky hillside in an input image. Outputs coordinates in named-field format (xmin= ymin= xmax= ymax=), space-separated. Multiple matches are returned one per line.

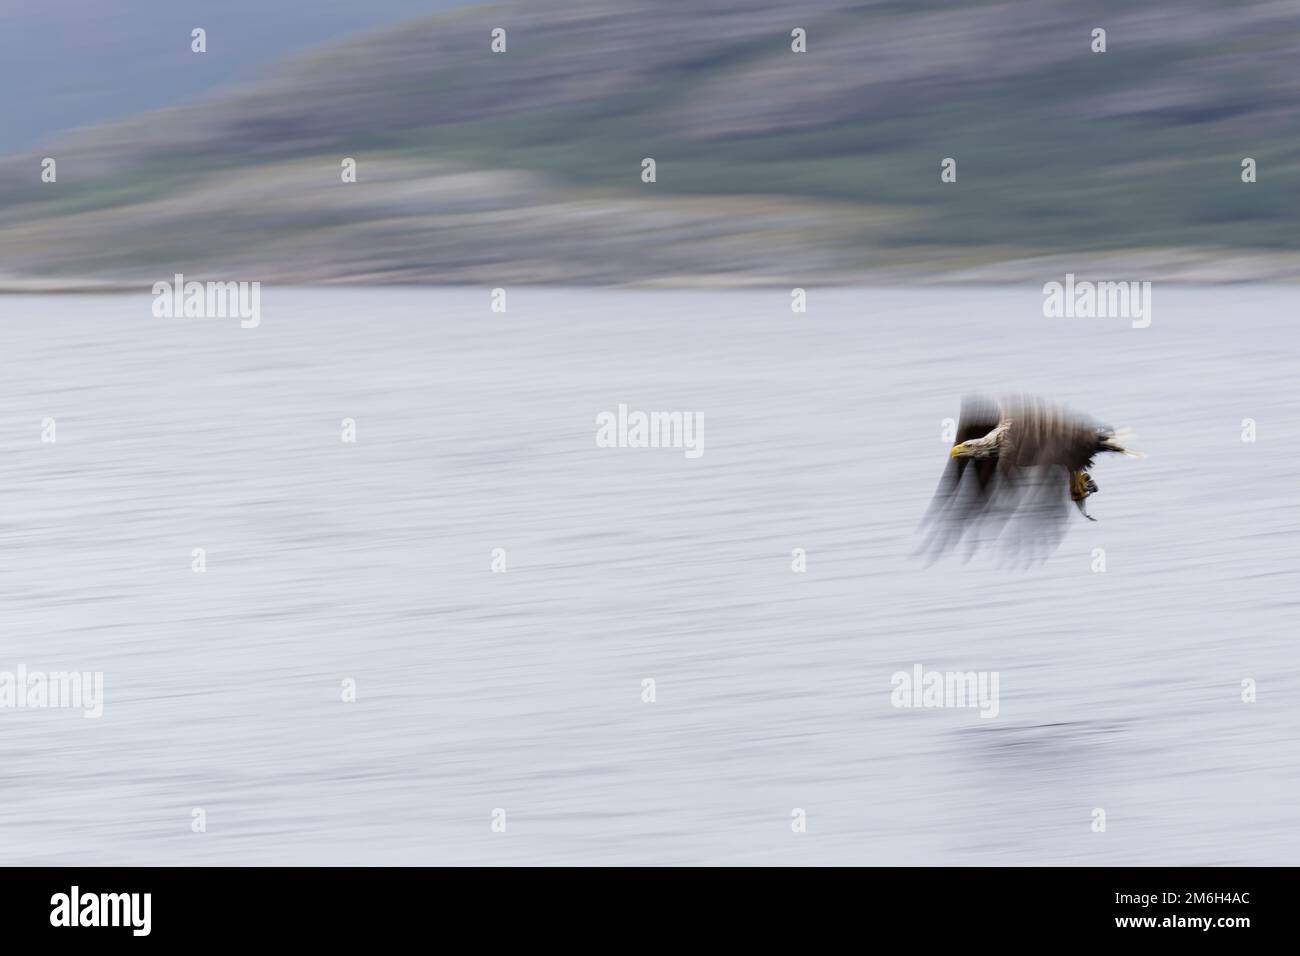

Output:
xmin=2 ymin=0 xmax=1298 ymax=287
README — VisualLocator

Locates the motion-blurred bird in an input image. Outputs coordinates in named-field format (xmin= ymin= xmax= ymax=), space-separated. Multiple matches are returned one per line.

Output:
xmin=919 ymin=395 xmax=1142 ymax=563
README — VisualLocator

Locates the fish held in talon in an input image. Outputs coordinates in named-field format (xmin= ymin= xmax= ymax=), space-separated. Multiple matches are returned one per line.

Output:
xmin=919 ymin=394 xmax=1142 ymax=563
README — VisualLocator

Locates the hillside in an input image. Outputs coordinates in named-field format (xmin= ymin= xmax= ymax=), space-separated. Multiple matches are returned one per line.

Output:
xmin=2 ymin=0 xmax=1299 ymax=287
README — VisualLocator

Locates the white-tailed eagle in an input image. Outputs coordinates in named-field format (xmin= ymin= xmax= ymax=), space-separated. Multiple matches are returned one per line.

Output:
xmin=920 ymin=395 xmax=1141 ymax=563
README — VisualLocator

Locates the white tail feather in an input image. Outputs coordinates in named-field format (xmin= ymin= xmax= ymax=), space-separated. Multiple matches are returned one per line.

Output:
xmin=1104 ymin=427 xmax=1144 ymax=458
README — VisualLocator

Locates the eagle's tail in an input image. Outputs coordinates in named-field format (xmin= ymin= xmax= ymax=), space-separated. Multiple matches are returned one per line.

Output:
xmin=1102 ymin=427 xmax=1144 ymax=458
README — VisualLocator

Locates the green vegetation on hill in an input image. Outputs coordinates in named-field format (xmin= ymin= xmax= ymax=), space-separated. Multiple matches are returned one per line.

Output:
xmin=2 ymin=0 xmax=1298 ymax=285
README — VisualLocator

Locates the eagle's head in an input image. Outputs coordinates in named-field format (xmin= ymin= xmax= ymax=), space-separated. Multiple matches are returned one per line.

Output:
xmin=950 ymin=421 xmax=1009 ymax=459
xmin=949 ymin=436 xmax=1000 ymax=459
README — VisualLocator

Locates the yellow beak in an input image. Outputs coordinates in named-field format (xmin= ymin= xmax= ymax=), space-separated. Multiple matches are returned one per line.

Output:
xmin=949 ymin=445 xmax=962 ymax=459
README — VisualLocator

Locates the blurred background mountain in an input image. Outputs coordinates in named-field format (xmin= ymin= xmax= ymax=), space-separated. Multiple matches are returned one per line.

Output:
xmin=2 ymin=0 xmax=1298 ymax=287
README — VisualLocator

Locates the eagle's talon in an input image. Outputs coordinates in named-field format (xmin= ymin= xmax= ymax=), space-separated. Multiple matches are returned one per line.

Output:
xmin=1070 ymin=470 xmax=1099 ymax=503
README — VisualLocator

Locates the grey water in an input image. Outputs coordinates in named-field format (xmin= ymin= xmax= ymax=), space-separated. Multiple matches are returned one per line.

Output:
xmin=0 ymin=286 xmax=1296 ymax=865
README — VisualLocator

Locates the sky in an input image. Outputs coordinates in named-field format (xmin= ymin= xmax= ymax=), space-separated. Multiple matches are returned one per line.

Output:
xmin=0 ymin=0 xmax=473 ymax=154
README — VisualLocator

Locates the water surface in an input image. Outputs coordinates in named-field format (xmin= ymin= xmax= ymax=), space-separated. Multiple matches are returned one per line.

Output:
xmin=0 ymin=287 xmax=1296 ymax=865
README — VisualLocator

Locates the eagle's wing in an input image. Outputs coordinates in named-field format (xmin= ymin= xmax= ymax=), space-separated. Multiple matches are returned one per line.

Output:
xmin=917 ymin=394 xmax=1004 ymax=562
xmin=1001 ymin=395 xmax=1101 ymax=472
xmin=986 ymin=396 xmax=1102 ymax=563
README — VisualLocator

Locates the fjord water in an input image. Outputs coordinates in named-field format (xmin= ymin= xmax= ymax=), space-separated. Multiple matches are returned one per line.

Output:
xmin=0 ymin=287 xmax=1296 ymax=865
